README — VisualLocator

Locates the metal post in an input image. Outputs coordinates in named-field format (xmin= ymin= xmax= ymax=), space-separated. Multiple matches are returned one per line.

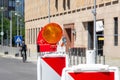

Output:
xmin=93 ymin=0 xmax=96 ymax=52
xmin=1 ymin=8 xmax=3 ymax=46
xmin=16 ymin=13 xmax=19 ymax=47
xmin=48 ymin=0 xmax=50 ymax=23
xmin=16 ymin=0 xmax=21 ymax=47
xmin=6 ymin=30 xmax=8 ymax=46
xmin=20 ymin=19 xmax=22 ymax=36
xmin=93 ymin=0 xmax=97 ymax=63
xmin=10 ymin=11 xmax=12 ymax=47
xmin=17 ymin=14 xmax=19 ymax=36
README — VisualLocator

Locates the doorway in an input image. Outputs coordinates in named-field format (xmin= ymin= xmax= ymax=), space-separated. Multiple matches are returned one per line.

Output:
xmin=88 ymin=22 xmax=94 ymax=50
xmin=97 ymin=31 xmax=104 ymax=56
xmin=63 ymin=23 xmax=74 ymax=51
xmin=87 ymin=21 xmax=104 ymax=56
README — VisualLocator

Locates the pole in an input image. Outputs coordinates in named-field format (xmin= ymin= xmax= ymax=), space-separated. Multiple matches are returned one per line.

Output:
xmin=16 ymin=13 xmax=19 ymax=47
xmin=6 ymin=30 xmax=8 ymax=46
xmin=1 ymin=8 xmax=3 ymax=46
xmin=16 ymin=0 xmax=21 ymax=47
xmin=93 ymin=0 xmax=96 ymax=51
xmin=17 ymin=14 xmax=19 ymax=36
xmin=48 ymin=0 xmax=50 ymax=23
xmin=86 ymin=0 xmax=96 ymax=64
xmin=20 ymin=19 xmax=22 ymax=36
xmin=10 ymin=11 xmax=12 ymax=47
xmin=93 ymin=0 xmax=97 ymax=63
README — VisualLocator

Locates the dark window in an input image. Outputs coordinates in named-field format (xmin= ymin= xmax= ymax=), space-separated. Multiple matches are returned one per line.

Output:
xmin=33 ymin=28 xmax=35 ymax=44
xmin=55 ymin=0 xmax=58 ymax=11
xmin=36 ymin=28 xmax=37 ymax=41
xmin=9 ymin=0 xmax=15 ymax=7
xmin=29 ymin=29 xmax=30 ymax=44
xmin=63 ymin=0 xmax=66 ymax=10
xmin=67 ymin=0 xmax=70 ymax=9
xmin=114 ymin=17 xmax=118 ymax=46
xmin=31 ymin=29 xmax=32 ymax=44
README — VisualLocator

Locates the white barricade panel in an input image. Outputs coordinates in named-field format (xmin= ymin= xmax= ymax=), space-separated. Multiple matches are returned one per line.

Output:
xmin=68 ymin=72 xmax=114 ymax=80
xmin=61 ymin=64 xmax=119 ymax=80
xmin=37 ymin=53 xmax=66 ymax=80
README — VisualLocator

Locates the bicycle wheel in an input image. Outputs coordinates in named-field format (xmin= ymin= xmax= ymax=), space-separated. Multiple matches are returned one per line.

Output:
xmin=22 ymin=52 xmax=26 ymax=62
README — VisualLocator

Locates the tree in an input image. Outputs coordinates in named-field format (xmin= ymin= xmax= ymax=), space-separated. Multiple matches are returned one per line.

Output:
xmin=11 ymin=14 xmax=25 ymax=46
xmin=0 ymin=13 xmax=25 ymax=46
xmin=3 ymin=17 xmax=10 ymax=39
xmin=0 ymin=16 xmax=10 ymax=45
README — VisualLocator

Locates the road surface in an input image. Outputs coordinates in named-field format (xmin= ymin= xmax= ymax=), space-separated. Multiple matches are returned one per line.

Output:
xmin=0 ymin=56 xmax=37 ymax=80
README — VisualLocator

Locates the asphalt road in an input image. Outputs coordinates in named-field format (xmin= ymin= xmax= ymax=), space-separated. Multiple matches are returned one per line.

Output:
xmin=0 ymin=56 xmax=37 ymax=80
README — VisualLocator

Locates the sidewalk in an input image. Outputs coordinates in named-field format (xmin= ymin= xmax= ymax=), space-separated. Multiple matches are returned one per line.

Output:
xmin=0 ymin=52 xmax=120 ymax=75
xmin=0 ymin=52 xmax=120 ymax=77
xmin=0 ymin=52 xmax=120 ymax=68
xmin=0 ymin=52 xmax=37 ymax=63
xmin=105 ymin=56 xmax=120 ymax=68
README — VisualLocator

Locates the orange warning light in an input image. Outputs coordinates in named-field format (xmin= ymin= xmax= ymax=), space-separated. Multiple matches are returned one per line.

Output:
xmin=42 ymin=23 xmax=63 ymax=44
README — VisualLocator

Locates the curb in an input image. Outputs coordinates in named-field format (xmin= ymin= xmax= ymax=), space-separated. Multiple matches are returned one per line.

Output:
xmin=0 ymin=53 xmax=37 ymax=63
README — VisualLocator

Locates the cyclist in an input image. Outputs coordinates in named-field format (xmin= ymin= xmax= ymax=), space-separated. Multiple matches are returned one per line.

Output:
xmin=20 ymin=41 xmax=27 ymax=62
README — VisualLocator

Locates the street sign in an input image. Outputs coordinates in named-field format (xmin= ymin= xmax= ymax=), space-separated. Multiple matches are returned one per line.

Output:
xmin=14 ymin=36 xmax=22 ymax=44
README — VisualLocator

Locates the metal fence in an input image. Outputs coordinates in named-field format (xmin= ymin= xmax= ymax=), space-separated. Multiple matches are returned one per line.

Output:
xmin=68 ymin=47 xmax=105 ymax=66
xmin=68 ymin=48 xmax=86 ymax=66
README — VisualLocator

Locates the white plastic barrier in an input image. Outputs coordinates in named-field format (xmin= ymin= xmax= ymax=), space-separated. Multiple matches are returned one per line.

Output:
xmin=37 ymin=53 xmax=68 ymax=80
xmin=61 ymin=64 xmax=119 ymax=80
xmin=86 ymin=50 xmax=95 ymax=64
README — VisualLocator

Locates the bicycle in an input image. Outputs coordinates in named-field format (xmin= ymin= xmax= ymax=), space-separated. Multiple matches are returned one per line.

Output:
xmin=20 ymin=41 xmax=27 ymax=63
xmin=21 ymin=50 xmax=27 ymax=63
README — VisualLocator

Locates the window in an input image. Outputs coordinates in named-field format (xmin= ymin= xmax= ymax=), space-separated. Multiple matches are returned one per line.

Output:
xmin=29 ymin=29 xmax=30 ymax=44
xmin=36 ymin=28 xmax=38 ymax=41
xmin=63 ymin=0 xmax=66 ymax=10
xmin=33 ymin=28 xmax=35 ymax=44
xmin=67 ymin=0 xmax=70 ymax=9
xmin=31 ymin=29 xmax=32 ymax=44
xmin=9 ymin=1 xmax=13 ymax=6
xmin=55 ymin=0 xmax=58 ymax=11
xmin=9 ymin=0 xmax=15 ymax=7
xmin=114 ymin=17 xmax=118 ymax=46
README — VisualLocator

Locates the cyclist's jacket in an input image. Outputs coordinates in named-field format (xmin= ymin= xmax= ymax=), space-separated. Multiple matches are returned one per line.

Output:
xmin=21 ymin=43 xmax=27 ymax=51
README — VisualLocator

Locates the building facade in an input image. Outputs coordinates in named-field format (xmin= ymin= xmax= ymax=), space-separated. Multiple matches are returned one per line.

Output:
xmin=0 ymin=0 xmax=15 ymax=18
xmin=0 ymin=0 xmax=24 ymax=18
xmin=15 ymin=0 xmax=24 ymax=16
xmin=25 ymin=0 xmax=120 ymax=58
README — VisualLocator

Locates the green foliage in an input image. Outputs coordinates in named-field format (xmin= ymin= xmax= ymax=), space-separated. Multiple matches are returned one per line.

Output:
xmin=3 ymin=18 xmax=10 ymax=39
xmin=0 ymin=13 xmax=25 ymax=46
xmin=12 ymin=15 xmax=17 ymax=37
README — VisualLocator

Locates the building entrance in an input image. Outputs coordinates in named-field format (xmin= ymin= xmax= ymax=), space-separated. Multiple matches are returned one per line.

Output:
xmin=63 ymin=23 xmax=74 ymax=51
xmin=97 ymin=32 xmax=104 ymax=56
xmin=87 ymin=21 xmax=104 ymax=56
xmin=88 ymin=22 xmax=94 ymax=50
